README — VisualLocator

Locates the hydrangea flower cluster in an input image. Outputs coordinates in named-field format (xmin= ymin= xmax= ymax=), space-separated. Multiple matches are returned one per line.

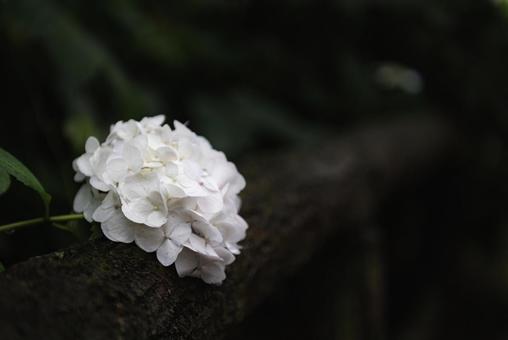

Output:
xmin=72 ymin=116 xmax=247 ymax=284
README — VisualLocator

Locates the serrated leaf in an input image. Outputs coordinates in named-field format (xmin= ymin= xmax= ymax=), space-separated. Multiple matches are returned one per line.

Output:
xmin=0 ymin=148 xmax=51 ymax=216
xmin=0 ymin=169 xmax=10 ymax=195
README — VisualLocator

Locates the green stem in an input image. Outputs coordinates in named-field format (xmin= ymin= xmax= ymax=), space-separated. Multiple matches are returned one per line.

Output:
xmin=0 ymin=214 xmax=84 ymax=233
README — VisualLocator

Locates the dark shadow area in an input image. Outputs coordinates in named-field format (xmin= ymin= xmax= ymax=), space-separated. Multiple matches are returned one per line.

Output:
xmin=1 ymin=0 xmax=508 ymax=338
xmin=226 ymin=155 xmax=508 ymax=339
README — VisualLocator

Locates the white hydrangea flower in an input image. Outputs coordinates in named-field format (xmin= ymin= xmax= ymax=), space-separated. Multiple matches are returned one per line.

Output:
xmin=72 ymin=115 xmax=247 ymax=285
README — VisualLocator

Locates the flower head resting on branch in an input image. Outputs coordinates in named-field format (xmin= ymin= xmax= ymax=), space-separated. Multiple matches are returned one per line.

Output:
xmin=73 ymin=115 xmax=247 ymax=284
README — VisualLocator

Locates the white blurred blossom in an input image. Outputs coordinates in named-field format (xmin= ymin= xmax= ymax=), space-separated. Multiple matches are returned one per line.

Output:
xmin=375 ymin=63 xmax=423 ymax=94
xmin=73 ymin=115 xmax=247 ymax=285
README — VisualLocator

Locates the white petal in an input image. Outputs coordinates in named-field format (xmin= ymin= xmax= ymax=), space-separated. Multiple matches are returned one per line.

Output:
xmin=85 ymin=136 xmax=100 ymax=153
xmin=122 ymin=198 xmax=155 ymax=224
xmin=89 ymin=147 xmax=112 ymax=176
xmin=156 ymin=239 xmax=182 ymax=266
xmin=186 ymin=234 xmax=207 ymax=255
xmin=173 ymin=120 xmax=193 ymax=135
xmin=167 ymin=222 xmax=192 ymax=245
xmin=226 ymin=242 xmax=241 ymax=255
xmin=92 ymin=191 xmax=118 ymax=222
xmin=221 ymin=192 xmax=241 ymax=215
xmin=76 ymin=155 xmax=93 ymax=176
xmin=209 ymin=161 xmax=234 ymax=187
xmin=72 ymin=158 xmax=80 ymax=172
xmin=232 ymin=195 xmax=242 ymax=213
xmin=129 ymin=135 xmax=148 ymax=156
xmin=185 ymin=234 xmax=221 ymax=259
xmin=119 ymin=173 xmax=159 ymax=201
xmin=200 ymin=261 xmax=226 ymax=285
xmin=158 ymin=124 xmax=172 ymax=141
xmin=197 ymin=193 xmax=223 ymax=214
xmin=165 ymin=213 xmax=187 ymax=226
xmin=215 ymin=247 xmax=235 ymax=265
xmin=106 ymin=158 xmax=128 ymax=183
xmin=193 ymin=221 xmax=223 ymax=244
xmin=175 ymin=173 xmax=198 ymax=187
xmin=72 ymin=160 xmax=86 ymax=182
xmin=123 ymin=144 xmax=143 ymax=172
xmin=116 ymin=120 xmax=139 ymax=140
xmin=156 ymin=146 xmax=178 ymax=163
xmin=178 ymin=139 xmax=197 ymax=160
xmin=210 ymin=161 xmax=245 ymax=194
xmin=165 ymin=162 xmax=180 ymax=177
xmin=141 ymin=115 xmax=165 ymax=128
xmin=181 ymin=181 xmax=208 ymax=197
xmin=202 ymin=177 xmax=219 ymax=192
xmin=101 ymin=212 xmax=135 ymax=243
xmin=214 ymin=214 xmax=247 ymax=243
xmin=163 ymin=182 xmax=186 ymax=198
xmin=204 ymin=243 xmax=220 ymax=259
xmin=147 ymin=133 xmax=163 ymax=150
xmin=83 ymin=203 xmax=99 ymax=222
xmin=74 ymin=172 xmax=86 ymax=182
xmin=134 ymin=225 xmax=164 ymax=252
xmin=179 ymin=197 xmax=198 ymax=211
xmin=146 ymin=210 xmax=167 ymax=228
xmin=92 ymin=204 xmax=114 ymax=223
xmin=186 ymin=209 xmax=208 ymax=223
xmin=89 ymin=176 xmax=110 ymax=192
xmin=175 ymin=248 xmax=198 ymax=277
xmin=182 ymin=160 xmax=201 ymax=180
xmin=230 ymin=173 xmax=246 ymax=195
xmin=73 ymin=184 xmax=92 ymax=214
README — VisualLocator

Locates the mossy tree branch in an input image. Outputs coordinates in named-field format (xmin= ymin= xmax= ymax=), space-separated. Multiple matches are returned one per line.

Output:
xmin=0 ymin=116 xmax=456 ymax=340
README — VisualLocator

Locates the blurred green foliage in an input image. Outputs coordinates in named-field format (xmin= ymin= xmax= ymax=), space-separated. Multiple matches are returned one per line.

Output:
xmin=1 ymin=0 xmax=508 ymax=338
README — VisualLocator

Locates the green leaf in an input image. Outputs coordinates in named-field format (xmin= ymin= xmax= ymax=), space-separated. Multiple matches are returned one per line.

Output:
xmin=0 ymin=261 xmax=5 ymax=273
xmin=0 ymin=169 xmax=10 ymax=195
xmin=0 ymin=148 xmax=51 ymax=217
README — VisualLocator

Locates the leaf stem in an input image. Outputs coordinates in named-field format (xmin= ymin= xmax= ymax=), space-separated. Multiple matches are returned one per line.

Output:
xmin=0 ymin=214 xmax=84 ymax=233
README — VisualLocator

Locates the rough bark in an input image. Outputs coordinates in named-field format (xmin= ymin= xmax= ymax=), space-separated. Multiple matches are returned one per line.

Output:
xmin=0 ymin=116 xmax=456 ymax=340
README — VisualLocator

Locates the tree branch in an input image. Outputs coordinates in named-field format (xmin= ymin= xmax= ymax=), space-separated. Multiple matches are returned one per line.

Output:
xmin=0 ymin=116 xmax=457 ymax=340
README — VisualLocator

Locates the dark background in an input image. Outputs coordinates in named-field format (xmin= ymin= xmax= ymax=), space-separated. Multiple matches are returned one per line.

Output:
xmin=2 ymin=0 xmax=508 ymax=339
